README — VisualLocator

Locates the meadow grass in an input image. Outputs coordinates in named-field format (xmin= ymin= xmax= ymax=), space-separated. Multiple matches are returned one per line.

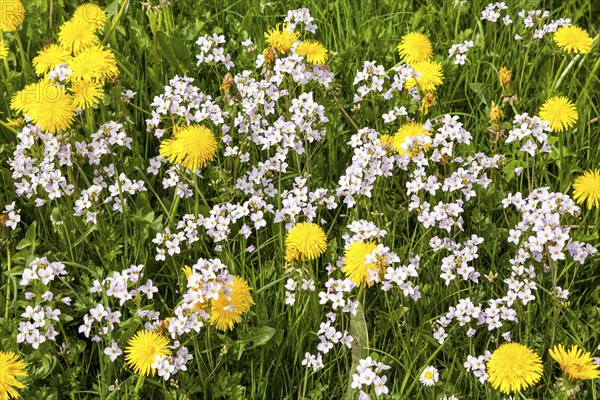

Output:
xmin=0 ymin=0 xmax=599 ymax=399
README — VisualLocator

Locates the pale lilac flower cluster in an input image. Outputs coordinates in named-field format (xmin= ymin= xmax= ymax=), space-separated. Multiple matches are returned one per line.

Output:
xmin=121 ymin=89 xmax=136 ymax=103
xmin=164 ymin=258 xmax=232 ymax=339
xmin=2 ymin=202 xmax=21 ymax=229
xmin=20 ymin=257 xmax=68 ymax=286
xmin=152 ymin=344 xmax=193 ymax=381
xmin=336 ymin=128 xmax=395 ymax=208
xmin=9 ymin=124 xmax=74 ymax=202
xmin=17 ymin=304 xmax=61 ymax=348
xmin=430 ymin=235 xmax=484 ymax=285
xmin=448 ymin=40 xmax=474 ymax=65
xmin=381 ymin=254 xmax=421 ymax=300
xmin=283 ymin=277 xmax=316 ymax=306
xmin=195 ymin=33 xmax=234 ymax=70
xmin=342 ymin=220 xmax=387 ymax=248
xmin=505 ymin=113 xmax=551 ymax=157
xmin=350 ymin=357 xmax=391 ymax=398
xmin=146 ymin=75 xmax=228 ymax=138
xmin=315 ymin=316 xmax=353 ymax=355
xmin=77 ymin=121 xmax=132 ymax=165
xmin=284 ymin=8 xmax=317 ymax=33
xmin=481 ymin=2 xmax=508 ymax=23
xmin=382 ymin=65 xmax=415 ymax=100
xmin=78 ymin=303 xmax=122 ymax=342
xmin=47 ymin=64 xmax=72 ymax=83
xmin=353 ymin=61 xmax=387 ymax=103
xmin=464 ymin=352 xmax=491 ymax=383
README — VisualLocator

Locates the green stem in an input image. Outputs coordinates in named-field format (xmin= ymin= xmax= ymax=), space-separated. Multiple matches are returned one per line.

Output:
xmin=133 ymin=374 xmax=145 ymax=394
xmin=4 ymin=246 xmax=11 ymax=321
xmin=102 ymin=0 xmax=129 ymax=46
xmin=13 ymin=31 xmax=29 ymax=77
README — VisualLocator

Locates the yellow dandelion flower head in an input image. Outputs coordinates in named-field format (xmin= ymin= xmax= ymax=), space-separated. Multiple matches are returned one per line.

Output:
xmin=32 ymin=44 xmax=72 ymax=76
xmin=26 ymin=81 xmax=77 ymax=133
xmin=285 ymin=222 xmax=328 ymax=263
xmin=264 ymin=23 xmax=299 ymax=54
xmin=296 ymin=40 xmax=327 ymax=64
xmin=392 ymin=121 xmax=431 ymax=156
xmin=69 ymin=45 xmax=119 ymax=82
xmin=539 ymin=96 xmax=578 ymax=132
xmin=379 ymin=134 xmax=395 ymax=153
xmin=343 ymin=241 xmax=382 ymax=287
xmin=10 ymin=82 xmax=38 ymax=114
xmin=0 ymin=39 xmax=8 ymax=60
xmin=73 ymin=3 xmax=107 ymax=30
xmin=209 ymin=275 xmax=254 ymax=331
xmin=554 ymin=26 xmax=593 ymax=55
xmin=487 ymin=342 xmax=543 ymax=394
xmin=550 ymin=344 xmax=600 ymax=380
xmin=572 ymin=169 xmax=600 ymax=209
xmin=125 ymin=330 xmax=170 ymax=376
xmin=406 ymin=60 xmax=444 ymax=92
xmin=0 ymin=350 xmax=27 ymax=400
xmin=159 ymin=124 xmax=218 ymax=171
xmin=489 ymin=101 xmax=504 ymax=125
xmin=397 ymin=32 xmax=433 ymax=64
xmin=70 ymin=79 xmax=103 ymax=110
xmin=58 ymin=17 xmax=99 ymax=55
xmin=498 ymin=66 xmax=512 ymax=86
xmin=0 ymin=0 xmax=25 ymax=32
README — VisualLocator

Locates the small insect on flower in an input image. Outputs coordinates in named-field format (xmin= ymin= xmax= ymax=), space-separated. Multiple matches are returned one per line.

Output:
xmin=550 ymin=344 xmax=600 ymax=380
xmin=0 ymin=0 xmax=26 ymax=32
xmin=554 ymin=26 xmax=593 ymax=55
xmin=209 ymin=275 xmax=254 ymax=331
xmin=296 ymin=40 xmax=328 ymax=64
xmin=125 ymin=330 xmax=170 ymax=376
xmin=539 ymin=96 xmax=578 ymax=132
xmin=397 ymin=32 xmax=433 ymax=64
xmin=0 ymin=351 xmax=28 ymax=400
xmin=285 ymin=222 xmax=328 ymax=263
xmin=159 ymin=124 xmax=218 ymax=171
xmin=487 ymin=342 xmax=543 ymax=394
xmin=419 ymin=365 xmax=439 ymax=387
xmin=572 ymin=169 xmax=600 ymax=209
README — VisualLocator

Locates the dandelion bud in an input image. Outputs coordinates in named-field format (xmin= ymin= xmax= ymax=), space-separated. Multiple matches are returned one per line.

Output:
xmin=489 ymin=101 xmax=504 ymax=125
xmin=499 ymin=66 xmax=512 ymax=86
xmin=262 ymin=47 xmax=276 ymax=64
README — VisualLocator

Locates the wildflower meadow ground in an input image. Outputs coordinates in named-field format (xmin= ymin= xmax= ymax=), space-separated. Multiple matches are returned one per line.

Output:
xmin=0 ymin=0 xmax=599 ymax=399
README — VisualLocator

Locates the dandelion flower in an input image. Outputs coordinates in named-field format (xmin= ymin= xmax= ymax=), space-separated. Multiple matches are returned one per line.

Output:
xmin=296 ymin=40 xmax=327 ymax=64
xmin=10 ymin=82 xmax=38 ymax=114
xmin=0 ymin=351 xmax=27 ymax=400
xmin=159 ymin=124 xmax=218 ymax=171
xmin=209 ymin=275 xmax=254 ymax=331
xmin=69 ymin=45 xmax=119 ymax=82
xmin=419 ymin=365 xmax=439 ymax=387
xmin=73 ymin=3 xmax=107 ymax=30
xmin=572 ymin=169 xmax=600 ymax=209
xmin=285 ymin=222 xmax=327 ymax=263
xmin=125 ymin=330 xmax=170 ymax=376
xmin=397 ymin=32 xmax=433 ymax=64
xmin=489 ymin=101 xmax=504 ymax=125
xmin=0 ymin=0 xmax=25 ymax=32
xmin=58 ymin=17 xmax=99 ymax=55
xmin=550 ymin=344 xmax=600 ymax=380
xmin=539 ymin=96 xmax=578 ymax=132
xmin=379 ymin=134 xmax=395 ymax=153
xmin=26 ymin=81 xmax=77 ymax=133
xmin=406 ymin=60 xmax=444 ymax=92
xmin=343 ymin=241 xmax=380 ymax=287
xmin=392 ymin=121 xmax=431 ymax=156
xmin=487 ymin=342 xmax=543 ymax=394
xmin=0 ymin=39 xmax=8 ymax=60
xmin=554 ymin=26 xmax=593 ymax=55
xmin=264 ymin=24 xmax=299 ymax=54
xmin=32 ymin=44 xmax=72 ymax=75
xmin=70 ymin=79 xmax=103 ymax=109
